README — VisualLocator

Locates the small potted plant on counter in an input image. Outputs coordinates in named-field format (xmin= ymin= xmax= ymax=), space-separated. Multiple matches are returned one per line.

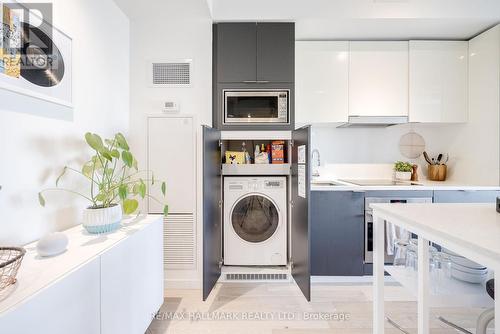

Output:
xmin=394 ymin=161 xmax=413 ymax=181
xmin=38 ymin=132 xmax=168 ymax=234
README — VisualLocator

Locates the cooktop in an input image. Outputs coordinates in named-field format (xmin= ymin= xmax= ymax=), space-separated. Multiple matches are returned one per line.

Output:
xmin=339 ymin=179 xmax=423 ymax=186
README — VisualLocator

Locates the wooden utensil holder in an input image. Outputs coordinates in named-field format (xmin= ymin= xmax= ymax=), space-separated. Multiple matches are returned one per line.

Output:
xmin=428 ymin=165 xmax=447 ymax=181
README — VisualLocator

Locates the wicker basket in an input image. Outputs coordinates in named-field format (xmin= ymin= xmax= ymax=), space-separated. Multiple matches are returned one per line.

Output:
xmin=0 ymin=247 xmax=26 ymax=290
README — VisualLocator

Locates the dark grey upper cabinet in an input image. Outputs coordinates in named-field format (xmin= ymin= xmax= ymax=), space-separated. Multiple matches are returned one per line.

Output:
xmin=215 ymin=22 xmax=294 ymax=83
xmin=257 ymin=23 xmax=295 ymax=83
xmin=310 ymin=191 xmax=365 ymax=276
xmin=216 ymin=23 xmax=257 ymax=83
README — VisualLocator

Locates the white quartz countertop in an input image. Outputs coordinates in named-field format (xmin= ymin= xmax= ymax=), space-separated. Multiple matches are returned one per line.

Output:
xmin=370 ymin=203 xmax=500 ymax=266
xmin=0 ymin=214 xmax=163 ymax=315
xmin=311 ymin=179 xmax=500 ymax=191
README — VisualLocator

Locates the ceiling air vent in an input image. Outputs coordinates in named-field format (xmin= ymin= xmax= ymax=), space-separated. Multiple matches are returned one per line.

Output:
xmin=151 ymin=60 xmax=192 ymax=87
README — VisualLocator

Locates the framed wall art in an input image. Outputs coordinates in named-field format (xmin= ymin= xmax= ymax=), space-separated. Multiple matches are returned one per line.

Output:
xmin=0 ymin=1 xmax=72 ymax=107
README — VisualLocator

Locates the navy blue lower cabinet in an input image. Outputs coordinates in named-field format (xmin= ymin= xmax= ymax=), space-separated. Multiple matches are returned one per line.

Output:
xmin=310 ymin=191 xmax=365 ymax=276
xmin=433 ymin=190 xmax=500 ymax=203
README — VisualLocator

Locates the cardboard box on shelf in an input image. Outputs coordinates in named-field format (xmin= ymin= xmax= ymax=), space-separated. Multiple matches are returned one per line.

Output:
xmin=271 ymin=141 xmax=285 ymax=164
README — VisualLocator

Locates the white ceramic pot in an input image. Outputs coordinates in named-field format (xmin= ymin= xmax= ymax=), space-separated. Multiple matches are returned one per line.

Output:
xmin=82 ymin=204 xmax=122 ymax=234
xmin=395 ymin=171 xmax=412 ymax=181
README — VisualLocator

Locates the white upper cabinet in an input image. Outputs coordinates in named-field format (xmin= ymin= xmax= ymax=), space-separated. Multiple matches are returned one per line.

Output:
xmin=295 ymin=41 xmax=349 ymax=124
xmin=409 ymin=41 xmax=468 ymax=123
xmin=349 ymin=41 xmax=409 ymax=117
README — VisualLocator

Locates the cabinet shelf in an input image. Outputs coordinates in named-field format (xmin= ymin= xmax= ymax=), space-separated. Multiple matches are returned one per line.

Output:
xmin=384 ymin=265 xmax=493 ymax=308
xmin=222 ymin=164 xmax=290 ymax=176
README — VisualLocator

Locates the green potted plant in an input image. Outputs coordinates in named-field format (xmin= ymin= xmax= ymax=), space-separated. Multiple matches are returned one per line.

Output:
xmin=394 ymin=161 xmax=413 ymax=181
xmin=38 ymin=132 xmax=168 ymax=234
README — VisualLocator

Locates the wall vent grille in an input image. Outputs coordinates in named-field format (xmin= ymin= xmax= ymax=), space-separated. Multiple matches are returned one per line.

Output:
xmin=225 ymin=273 xmax=288 ymax=281
xmin=151 ymin=61 xmax=191 ymax=87
xmin=164 ymin=213 xmax=196 ymax=269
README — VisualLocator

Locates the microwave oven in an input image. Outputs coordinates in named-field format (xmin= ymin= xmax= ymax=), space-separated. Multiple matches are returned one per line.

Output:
xmin=223 ymin=90 xmax=289 ymax=124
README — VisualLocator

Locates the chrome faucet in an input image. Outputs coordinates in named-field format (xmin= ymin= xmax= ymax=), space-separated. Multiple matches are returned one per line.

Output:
xmin=311 ymin=149 xmax=321 ymax=177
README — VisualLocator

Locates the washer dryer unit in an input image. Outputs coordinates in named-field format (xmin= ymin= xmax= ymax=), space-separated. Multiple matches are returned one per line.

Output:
xmin=224 ymin=176 xmax=287 ymax=266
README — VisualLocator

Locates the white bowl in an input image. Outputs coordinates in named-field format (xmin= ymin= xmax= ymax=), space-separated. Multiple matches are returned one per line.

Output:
xmin=451 ymin=267 xmax=488 ymax=284
xmin=443 ymin=248 xmax=486 ymax=269
xmin=451 ymin=263 xmax=488 ymax=275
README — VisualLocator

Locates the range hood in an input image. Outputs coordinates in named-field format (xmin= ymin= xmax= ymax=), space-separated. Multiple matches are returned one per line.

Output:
xmin=337 ymin=116 xmax=408 ymax=128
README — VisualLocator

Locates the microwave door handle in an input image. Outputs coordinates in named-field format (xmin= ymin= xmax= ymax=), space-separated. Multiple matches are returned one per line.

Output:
xmin=257 ymin=80 xmax=269 ymax=83
xmin=242 ymin=80 xmax=257 ymax=83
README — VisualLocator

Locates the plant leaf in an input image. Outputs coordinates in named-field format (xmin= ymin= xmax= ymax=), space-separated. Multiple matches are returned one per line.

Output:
xmin=101 ymin=151 xmax=113 ymax=162
xmin=82 ymin=163 xmax=93 ymax=178
xmin=110 ymin=149 xmax=120 ymax=158
xmin=131 ymin=183 xmax=139 ymax=195
xmin=123 ymin=199 xmax=139 ymax=215
xmin=38 ymin=192 xmax=46 ymax=207
xmin=161 ymin=182 xmax=166 ymax=196
xmin=122 ymin=151 xmax=133 ymax=168
xmin=104 ymin=168 xmax=114 ymax=177
xmin=118 ymin=184 xmax=128 ymax=200
xmin=55 ymin=167 xmax=67 ymax=187
xmin=115 ymin=133 xmax=130 ymax=151
xmin=85 ymin=133 xmax=104 ymax=152
xmin=95 ymin=193 xmax=106 ymax=202
xmin=105 ymin=139 xmax=115 ymax=147
xmin=163 ymin=204 xmax=169 ymax=216
xmin=138 ymin=179 xmax=146 ymax=199
xmin=132 ymin=158 xmax=138 ymax=171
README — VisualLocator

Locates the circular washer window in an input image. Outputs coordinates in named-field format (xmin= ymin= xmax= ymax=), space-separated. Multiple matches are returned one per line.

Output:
xmin=231 ymin=195 xmax=279 ymax=243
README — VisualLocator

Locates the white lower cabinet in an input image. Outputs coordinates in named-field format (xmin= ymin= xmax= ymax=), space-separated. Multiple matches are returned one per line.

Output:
xmin=0 ymin=258 xmax=101 ymax=334
xmin=295 ymin=41 xmax=349 ymax=124
xmin=409 ymin=40 xmax=468 ymax=123
xmin=101 ymin=219 xmax=164 ymax=334
xmin=0 ymin=216 xmax=163 ymax=334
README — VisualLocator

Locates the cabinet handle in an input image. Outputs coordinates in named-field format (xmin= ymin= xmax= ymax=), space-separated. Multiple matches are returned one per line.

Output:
xmin=242 ymin=80 xmax=269 ymax=84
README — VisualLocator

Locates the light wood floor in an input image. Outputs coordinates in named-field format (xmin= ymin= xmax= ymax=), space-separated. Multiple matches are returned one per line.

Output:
xmin=146 ymin=282 xmax=493 ymax=334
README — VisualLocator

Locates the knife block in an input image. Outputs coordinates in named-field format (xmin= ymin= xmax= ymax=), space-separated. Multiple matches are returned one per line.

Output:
xmin=428 ymin=165 xmax=447 ymax=181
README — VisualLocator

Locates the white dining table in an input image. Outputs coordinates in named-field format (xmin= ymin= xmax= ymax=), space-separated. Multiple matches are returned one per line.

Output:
xmin=371 ymin=203 xmax=500 ymax=334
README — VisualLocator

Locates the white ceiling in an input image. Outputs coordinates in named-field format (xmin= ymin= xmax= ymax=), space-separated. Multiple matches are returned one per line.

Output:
xmin=209 ymin=0 xmax=500 ymax=40
xmin=114 ymin=0 xmax=500 ymax=40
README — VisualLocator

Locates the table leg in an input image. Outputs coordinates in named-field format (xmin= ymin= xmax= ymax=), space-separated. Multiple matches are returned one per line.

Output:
xmin=373 ymin=214 xmax=385 ymax=334
xmin=417 ymin=236 xmax=430 ymax=334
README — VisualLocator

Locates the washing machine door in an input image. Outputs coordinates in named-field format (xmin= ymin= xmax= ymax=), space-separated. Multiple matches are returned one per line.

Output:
xmin=231 ymin=194 xmax=279 ymax=243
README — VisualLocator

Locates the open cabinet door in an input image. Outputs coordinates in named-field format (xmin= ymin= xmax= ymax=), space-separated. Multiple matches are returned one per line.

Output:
xmin=202 ymin=125 xmax=222 ymax=301
xmin=291 ymin=126 xmax=311 ymax=301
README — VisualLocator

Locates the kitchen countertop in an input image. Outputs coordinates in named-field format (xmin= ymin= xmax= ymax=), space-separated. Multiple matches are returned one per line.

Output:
xmin=311 ymin=179 xmax=500 ymax=191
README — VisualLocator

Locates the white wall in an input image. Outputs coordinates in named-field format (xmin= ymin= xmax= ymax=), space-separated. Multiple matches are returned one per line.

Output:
xmin=0 ymin=0 xmax=130 ymax=245
xmin=312 ymin=120 xmax=498 ymax=185
xmin=123 ymin=0 xmax=212 ymax=289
